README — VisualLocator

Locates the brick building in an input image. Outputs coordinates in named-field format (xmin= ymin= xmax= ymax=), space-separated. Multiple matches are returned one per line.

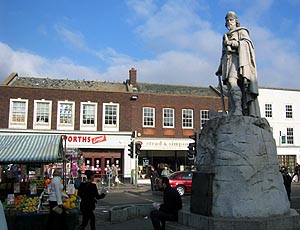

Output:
xmin=0 ymin=68 xmax=223 ymax=179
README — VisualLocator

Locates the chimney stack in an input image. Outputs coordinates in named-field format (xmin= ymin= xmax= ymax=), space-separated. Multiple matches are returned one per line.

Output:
xmin=129 ymin=68 xmax=137 ymax=86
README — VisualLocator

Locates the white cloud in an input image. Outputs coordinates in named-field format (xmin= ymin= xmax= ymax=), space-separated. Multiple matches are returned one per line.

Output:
xmin=1 ymin=0 xmax=300 ymax=90
xmin=55 ymin=24 xmax=89 ymax=52
xmin=126 ymin=0 xmax=157 ymax=19
xmin=0 ymin=42 xmax=104 ymax=81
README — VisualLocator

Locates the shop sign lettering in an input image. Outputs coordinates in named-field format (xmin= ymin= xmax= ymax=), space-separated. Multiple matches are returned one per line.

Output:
xmin=141 ymin=139 xmax=190 ymax=150
xmin=65 ymin=135 xmax=107 ymax=144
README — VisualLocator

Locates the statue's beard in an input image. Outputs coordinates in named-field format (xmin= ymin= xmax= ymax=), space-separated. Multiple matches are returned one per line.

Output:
xmin=227 ymin=24 xmax=235 ymax=31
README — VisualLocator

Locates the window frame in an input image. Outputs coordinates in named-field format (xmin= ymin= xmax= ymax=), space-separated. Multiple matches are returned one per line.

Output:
xmin=163 ymin=108 xmax=175 ymax=128
xmin=143 ymin=107 xmax=155 ymax=128
xmin=80 ymin=102 xmax=97 ymax=131
xmin=265 ymin=103 xmax=273 ymax=118
xmin=9 ymin=98 xmax=29 ymax=129
xmin=285 ymin=104 xmax=293 ymax=119
xmin=200 ymin=110 xmax=209 ymax=129
xmin=287 ymin=127 xmax=294 ymax=145
xmin=33 ymin=99 xmax=52 ymax=130
xmin=182 ymin=109 xmax=193 ymax=129
xmin=57 ymin=101 xmax=75 ymax=130
xmin=102 ymin=103 xmax=119 ymax=131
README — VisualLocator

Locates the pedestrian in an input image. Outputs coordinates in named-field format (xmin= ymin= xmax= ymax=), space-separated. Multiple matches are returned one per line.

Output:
xmin=149 ymin=166 xmax=159 ymax=191
xmin=78 ymin=170 xmax=107 ymax=230
xmin=161 ymin=165 xmax=171 ymax=178
xmin=215 ymin=11 xmax=260 ymax=117
xmin=74 ymin=170 xmax=82 ymax=190
xmin=150 ymin=177 xmax=182 ymax=230
xmin=292 ymin=163 xmax=300 ymax=182
xmin=281 ymin=167 xmax=292 ymax=201
xmin=46 ymin=168 xmax=69 ymax=230
xmin=111 ymin=164 xmax=119 ymax=186
xmin=105 ymin=165 xmax=113 ymax=186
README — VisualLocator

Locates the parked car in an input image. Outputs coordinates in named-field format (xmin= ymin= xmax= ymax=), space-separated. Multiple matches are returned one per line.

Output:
xmin=168 ymin=171 xmax=193 ymax=196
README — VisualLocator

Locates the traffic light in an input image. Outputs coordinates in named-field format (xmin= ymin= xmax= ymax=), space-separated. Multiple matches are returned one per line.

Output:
xmin=128 ymin=131 xmax=137 ymax=158
xmin=135 ymin=141 xmax=142 ymax=157
xmin=187 ymin=130 xmax=199 ymax=160
xmin=128 ymin=141 xmax=134 ymax=158
xmin=131 ymin=130 xmax=137 ymax=138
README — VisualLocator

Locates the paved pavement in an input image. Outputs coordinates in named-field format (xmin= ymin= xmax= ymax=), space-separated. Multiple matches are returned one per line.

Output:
xmin=78 ymin=180 xmax=300 ymax=230
xmin=79 ymin=180 xmax=194 ymax=229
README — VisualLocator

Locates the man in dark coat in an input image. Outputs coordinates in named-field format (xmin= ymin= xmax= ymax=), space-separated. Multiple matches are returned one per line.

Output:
xmin=150 ymin=177 xmax=182 ymax=230
xmin=78 ymin=170 xmax=106 ymax=230
xmin=281 ymin=167 xmax=292 ymax=201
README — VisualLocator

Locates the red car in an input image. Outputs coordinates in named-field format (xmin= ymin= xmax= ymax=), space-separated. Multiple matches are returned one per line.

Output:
xmin=168 ymin=171 xmax=193 ymax=196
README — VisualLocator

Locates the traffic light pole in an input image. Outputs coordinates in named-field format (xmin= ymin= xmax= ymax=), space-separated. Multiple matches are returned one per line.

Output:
xmin=134 ymin=140 xmax=138 ymax=188
xmin=132 ymin=138 xmax=138 ymax=188
xmin=128 ymin=130 xmax=140 ymax=188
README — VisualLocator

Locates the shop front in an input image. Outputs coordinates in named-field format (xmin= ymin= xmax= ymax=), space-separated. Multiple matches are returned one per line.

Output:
xmin=0 ymin=134 xmax=80 ymax=230
xmin=277 ymin=147 xmax=300 ymax=173
xmin=136 ymin=137 xmax=193 ymax=177
xmin=65 ymin=133 xmax=132 ymax=181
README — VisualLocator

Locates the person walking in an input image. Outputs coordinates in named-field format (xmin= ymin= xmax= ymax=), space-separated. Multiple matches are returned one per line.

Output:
xmin=150 ymin=177 xmax=182 ymax=230
xmin=149 ymin=166 xmax=159 ymax=191
xmin=74 ymin=170 xmax=82 ymax=190
xmin=292 ymin=163 xmax=300 ymax=182
xmin=105 ymin=165 xmax=113 ymax=186
xmin=78 ymin=170 xmax=106 ymax=230
xmin=47 ymin=168 xmax=69 ymax=230
xmin=281 ymin=167 xmax=292 ymax=201
xmin=111 ymin=164 xmax=119 ymax=186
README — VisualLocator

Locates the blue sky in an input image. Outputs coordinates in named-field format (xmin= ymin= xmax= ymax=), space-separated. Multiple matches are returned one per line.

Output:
xmin=1 ymin=0 xmax=300 ymax=89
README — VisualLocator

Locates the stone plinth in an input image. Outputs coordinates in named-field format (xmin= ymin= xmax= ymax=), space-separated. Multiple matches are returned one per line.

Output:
xmin=194 ymin=116 xmax=290 ymax=218
xmin=179 ymin=208 xmax=300 ymax=230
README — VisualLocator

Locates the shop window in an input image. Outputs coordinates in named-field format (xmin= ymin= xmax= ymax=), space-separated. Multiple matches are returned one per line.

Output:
xmin=182 ymin=109 xmax=193 ymax=129
xmin=57 ymin=101 xmax=75 ymax=130
xmin=9 ymin=98 xmax=28 ymax=129
xmin=33 ymin=100 xmax=52 ymax=130
xmin=163 ymin=108 xmax=174 ymax=128
xmin=278 ymin=155 xmax=296 ymax=173
xmin=143 ymin=107 xmax=155 ymax=127
xmin=80 ymin=102 xmax=97 ymax=131
xmin=103 ymin=103 xmax=119 ymax=131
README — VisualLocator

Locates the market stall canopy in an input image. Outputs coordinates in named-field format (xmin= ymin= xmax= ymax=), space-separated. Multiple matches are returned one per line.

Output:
xmin=0 ymin=135 xmax=64 ymax=164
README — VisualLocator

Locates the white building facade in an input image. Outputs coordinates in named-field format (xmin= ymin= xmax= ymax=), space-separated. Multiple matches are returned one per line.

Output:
xmin=258 ymin=88 xmax=300 ymax=171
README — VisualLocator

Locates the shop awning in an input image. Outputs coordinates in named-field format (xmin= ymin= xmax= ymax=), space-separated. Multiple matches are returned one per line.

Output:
xmin=0 ymin=135 xmax=64 ymax=164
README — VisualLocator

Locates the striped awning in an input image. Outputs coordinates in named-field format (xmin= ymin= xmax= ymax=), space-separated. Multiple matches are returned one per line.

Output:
xmin=0 ymin=135 xmax=64 ymax=164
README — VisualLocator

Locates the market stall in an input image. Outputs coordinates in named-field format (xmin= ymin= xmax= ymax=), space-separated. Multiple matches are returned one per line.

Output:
xmin=0 ymin=135 xmax=80 ymax=230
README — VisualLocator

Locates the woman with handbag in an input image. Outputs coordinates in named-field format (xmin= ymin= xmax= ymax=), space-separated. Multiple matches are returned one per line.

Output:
xmin=78 ymin=170 xmax=107 ymax=230
xmin=46 ymin=168 xmax=68 ymax=230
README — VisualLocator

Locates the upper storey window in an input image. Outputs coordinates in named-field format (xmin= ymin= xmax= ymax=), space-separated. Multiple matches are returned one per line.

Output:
xmin=103 ymin=103 xmax=119 ymax=131
xmin=286 ymin=105 xmax=293 ymax=119
xmin=143 ymin=107 xmax=155 ymax=128
xmin=9 ymin=98 xmax=28 ymax=129
xmin=182 ymin=109 xmax=193 ymax=129
xmin=264 ymin=104 xmax=272 ymax=118
xmin=163 ymin=108 xmax=174 ymax=128
xmin=57 ymin=101 xmax=75 ymax=130
xmin=200 ymin=110 xmax=209 ymax=129
xmin=33 ymin=100 xmax=52 ymax=130
xmin=80 ymin=102 xmax=97 ymax=131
